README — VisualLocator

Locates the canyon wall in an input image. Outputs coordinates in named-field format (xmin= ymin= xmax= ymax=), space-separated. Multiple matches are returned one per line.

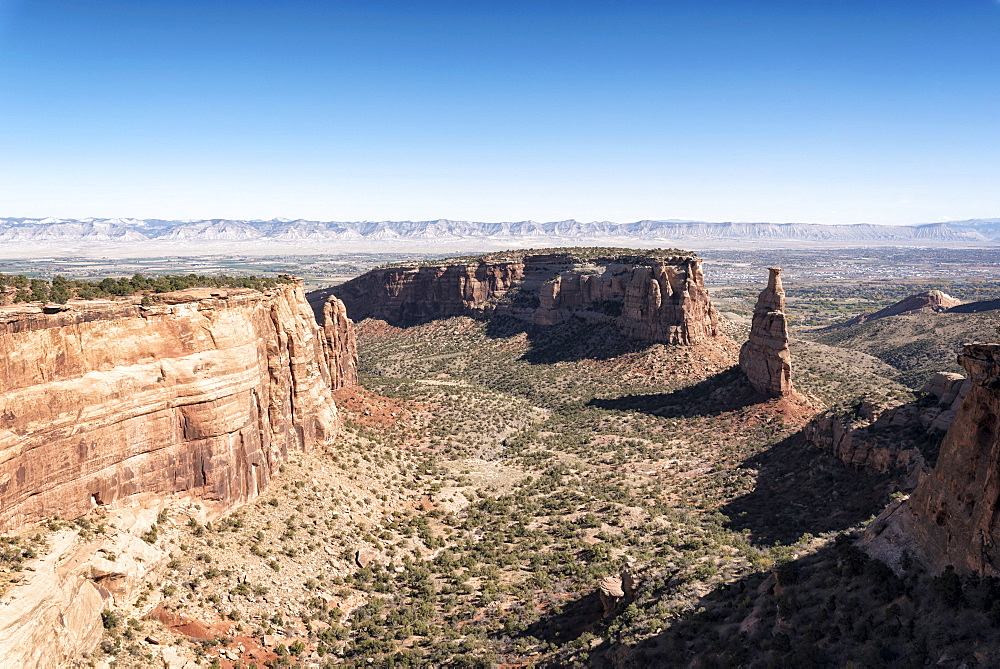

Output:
xmin=0 ymin=281 xmax=355 ymax=532
xmin=805 ymin=373 xmax=968 ymax=477
xmin=739 ymin=267 xmax=796 ymax=397
xmin=863 ymin=343 xmax=1000 ymax=575
xmin=319 ymin=251 xmax=720 ymax=346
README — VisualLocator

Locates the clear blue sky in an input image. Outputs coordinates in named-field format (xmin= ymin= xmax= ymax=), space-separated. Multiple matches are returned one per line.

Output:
xmin=1 ymin=0 xmax=998 ymax=225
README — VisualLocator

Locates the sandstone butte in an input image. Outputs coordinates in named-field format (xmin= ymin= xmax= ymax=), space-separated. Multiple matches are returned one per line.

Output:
xmin=317 ymin=249 xmax=721 ymax=346
xmin=738 ymin=267 xmax=799 ymax=398
xmin=0 ymin=281 xmax=357 ymax=532
xmin=863 ymin=343 xmax=1000 ymax=576
xmin=0 ymin=281 xmax=358 ymax=665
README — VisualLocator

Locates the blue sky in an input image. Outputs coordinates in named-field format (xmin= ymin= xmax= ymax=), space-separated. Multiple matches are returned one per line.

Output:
xmin=0 ymin=0 xmax=998 ymax=224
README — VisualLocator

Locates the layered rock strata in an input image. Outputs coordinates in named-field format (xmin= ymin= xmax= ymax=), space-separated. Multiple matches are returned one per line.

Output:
xmin=0 ymin=281 xmax=355 ymax=532
xmin=863 ymin=344 xmax=1000 ymax=575
xmin=322 ymin=295 xmax=359 ymax=389
xmin=0 ymin=526 xmax=168 ymax=666
xmin=805 ymin=373 xmax=970 ymax=477
xmin=318 ymin=250 xmax=720 ymax=345
xmin=739 ymin=268 xmax=795 ymax=397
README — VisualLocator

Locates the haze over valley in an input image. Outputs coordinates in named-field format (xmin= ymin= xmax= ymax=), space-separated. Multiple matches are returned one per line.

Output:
xmin=2 ymin=217 xmax=1000 ymax=258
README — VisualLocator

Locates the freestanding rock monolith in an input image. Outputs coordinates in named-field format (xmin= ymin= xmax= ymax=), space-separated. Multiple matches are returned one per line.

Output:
xmin=739 ymin=267 xmax=795 ymax=397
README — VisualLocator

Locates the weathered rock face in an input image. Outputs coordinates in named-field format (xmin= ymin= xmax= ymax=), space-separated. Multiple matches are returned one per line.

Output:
xmin=321 ymin=295 xmax=359 ymax=389
xmin=805 ymin=373 xmax=969 ymax=477
xmin=320 ymin=251 xmax=720 ymax=346
xmin=739 ymin=268 xmax=795 ymax=397
xmin=863 ymin=344 xmax=1000 ymax=575
xmin=318 ymin=261 xmax=524 ymax=324
xmin=918 ymin=372 xmax=973 ymax=433
xmin=0 ymin=507 xmax=175 ymax=666
xmin=805 ymin=400 xmax=930 ymax=477
xmin=597 ymin=566 xmax=638 ymax=617
xmin=0 ymin=281 xmax=353 ymax=532
xmin=0 ymin=531 xmax=108 ymax=665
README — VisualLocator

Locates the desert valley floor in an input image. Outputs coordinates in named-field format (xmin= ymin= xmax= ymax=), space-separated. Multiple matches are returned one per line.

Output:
xmin=2 ymin=247 xmax=1000 ymax=668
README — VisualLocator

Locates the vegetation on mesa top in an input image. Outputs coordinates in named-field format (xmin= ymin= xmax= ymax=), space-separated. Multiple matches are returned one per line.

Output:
xmin=375 ymin=246 xmax=698 ymax=269
xmin=0 ymin=273 xmax=295 ymax=305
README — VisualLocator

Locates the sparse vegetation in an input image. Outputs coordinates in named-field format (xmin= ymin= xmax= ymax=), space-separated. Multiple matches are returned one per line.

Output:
xmin=0 ymin=272 xmax=294 ymax=305
xmin=15 ymin=247 xmax=998 ymax=667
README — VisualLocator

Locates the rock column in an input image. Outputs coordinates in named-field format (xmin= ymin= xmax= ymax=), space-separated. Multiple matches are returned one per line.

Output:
xmin=322 ymin=295 xmax=360 ymax=389
xmin=739 ymin=267 xmax=795 ymax=397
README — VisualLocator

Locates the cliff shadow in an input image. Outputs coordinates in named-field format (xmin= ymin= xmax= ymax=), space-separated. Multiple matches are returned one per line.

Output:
xmin=484 ymin=315 xmax=652 ymax=363
xmin=721 ymin=430 xmax=896 ymax=545
xmin=514 ymin=591 xmax=605 ymax=649
xmin=587 ymin=539 xmax=924 ymax=669
xmin=587 ymin=366 xmax=765 ymax=418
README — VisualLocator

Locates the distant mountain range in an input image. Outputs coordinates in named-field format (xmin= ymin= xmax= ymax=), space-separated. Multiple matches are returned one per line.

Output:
xmin=2 ymin=217 xmax=1000 ymax=246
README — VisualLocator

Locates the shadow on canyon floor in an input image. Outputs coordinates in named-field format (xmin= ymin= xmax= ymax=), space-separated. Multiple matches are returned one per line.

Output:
xmin=519 ymin=591 xmax=605 ymax=648
xmin=481 ymin=316 xmax=655 ymax=363
xmin=721 ymin=431 xmax=897 ymax=546
xmin=586 ymin=367 xmax=764 ymax=418
xmin=588 ymin=541 xmax=896 ymax=669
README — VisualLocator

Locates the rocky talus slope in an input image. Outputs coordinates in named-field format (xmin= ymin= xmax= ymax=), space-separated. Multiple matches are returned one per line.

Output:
xmin=319 ymin=250 xmax=720 ymax=345
xmin=739 ymin=267 xmax=798 ymax=397
xmin=864 ymin=343 xmax=1000 ymax=575
xmin=0 ymin=281 xmax=356 ymax=532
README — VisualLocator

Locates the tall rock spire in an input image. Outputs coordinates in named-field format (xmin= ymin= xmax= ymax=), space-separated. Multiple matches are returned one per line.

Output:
xmin=739 ymin=267 xmax=795 ymax=397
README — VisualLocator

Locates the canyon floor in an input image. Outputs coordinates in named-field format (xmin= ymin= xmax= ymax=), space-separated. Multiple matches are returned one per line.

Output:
xmin=5 ymin=255 xmax=1000 ymax=667
xmin=29 ymin=305 xmax=980 ymax=668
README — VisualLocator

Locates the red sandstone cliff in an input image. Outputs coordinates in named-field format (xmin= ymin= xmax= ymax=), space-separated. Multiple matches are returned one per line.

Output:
xmin=805 ymin=372 xmax=969 ymax=477
xmin=739 ymin=268 xmax=796 ymax=397
xmin=0 ymin=280 xmax=356 ymax=532
xmin=863 ymin=343 xmax=1000 ymax=575
xmin=320 ymin=251 xmax=720 ymax=346
xmin=320 ymin=261 xmax=523 ymax=324
xmin=322 ymin=295 xmax=359 ymax=389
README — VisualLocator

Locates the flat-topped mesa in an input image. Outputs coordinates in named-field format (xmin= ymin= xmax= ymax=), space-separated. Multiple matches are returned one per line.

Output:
xmin=863 ymin=343 xmax=1000 ymax=575
xmin=739 ymin=267 xmax=795 ymax=397
xmin=318 ymin=248 xmax=720 ymax=346
xmin=0 ymin=280 xmax=357 ymax=532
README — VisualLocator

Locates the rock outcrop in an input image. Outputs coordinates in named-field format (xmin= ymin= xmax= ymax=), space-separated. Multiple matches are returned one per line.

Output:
xmin=316 ymin=249 xmax=720 ymax=346
xmin=321 ymin=295 xmax=359 ymax=389
xmin=598 ymin=565 xmax=638 ymax=617
xmin=832 ymin=290 xmax=962 ymax=329
xmin=805 ymin=373 xmax=970 ymax=477
xmin=805 ymin=400 xmax=931 ymax=477
xmin=863 ymin=343 xmax=1000 ymax=575
xmin=918 ymin=372 xmax=973 ymax=433
xmin=0 ymin=520 xmax=169 ymax=666
xmin=739 ymin=268 xmax=795 ymax=397
xmin=0 ymin=280 xmax=356 ymax=532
